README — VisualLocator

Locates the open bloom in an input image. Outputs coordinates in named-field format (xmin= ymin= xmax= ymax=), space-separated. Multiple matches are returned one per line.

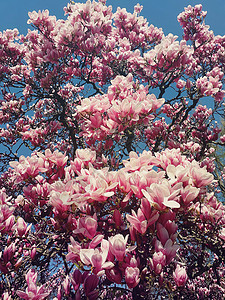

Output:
xmin=73 ymin=213 xmax=97 ymax=239
xmin=16 ymin=269 xmax=50 ymax=300
xmin=189 ymin=163 xmax=214 ymax=187
xmin=142 ymin=181 xmax=181 ymax=210
xmin=126 ymin=198 xmax=159 ymax=234
xmin=80 ymin=240 xmax=114 ymax=275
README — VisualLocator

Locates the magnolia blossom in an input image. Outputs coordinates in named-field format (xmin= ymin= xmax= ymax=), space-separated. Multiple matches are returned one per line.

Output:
xmin=66 ymin=237 xmax=81 ymax=263
xmin=142 ymin=181 xmax=181 ymax=210
xmin=108 ymin=234 xmax=135 ymax=261
xmin=16 ymin=269 xmax=50 ymax=300
xmin=149 ymin=251 xmax=166 ymax=274
xmin=173 ymin=265 xmax=188 ymax=287
xmin=16 ymin=217 xmax=30 ymax=237
xmin=189 ymin=163 xmax=214 ymax=188
xmin=125 ymin=266 xmax=140 ymax=288
xmin=80 ymin=239 xmax=114 ymax=275
xmin=126 ymin=203 xmax=159 ymax=234
xmin=73 ymin=213 xmax=98 ymax=239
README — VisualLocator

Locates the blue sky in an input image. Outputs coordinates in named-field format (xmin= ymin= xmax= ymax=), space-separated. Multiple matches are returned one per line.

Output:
xmin=0 ymin=0 xmax=225 ymax=38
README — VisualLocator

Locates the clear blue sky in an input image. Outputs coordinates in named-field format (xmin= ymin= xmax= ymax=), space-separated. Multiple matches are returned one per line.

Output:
xmin=0 ymin=0 xmax=225 ymax=38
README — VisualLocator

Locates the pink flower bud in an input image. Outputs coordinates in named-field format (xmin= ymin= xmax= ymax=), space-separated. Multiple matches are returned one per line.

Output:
xmin=57 ymin=286 xmax=62 ymax=300
xmin=109 ymin=234 xmax=128 ymax=261
xmin=71 ymin=269 xmax=83 ymax=291
xmin=157 ymin=223 xmax=169 ymax=246
xmin=16 ymin=217 xmax=27 ymax=237
xmin=106 ymin=266 xmax=122 ymax=284
xmin=125 ymin=266 xmax=140 ymax=288
xmin=185 ymin=79 xmax=191 ymax=90
xmin=15 ymin=257 xmax=23 ymax=269
xmin=173 ymin=265 xmax=188 ymax=287
xmin=30 ymin=245 xmax=36 ymax=260
xmin=113 ymin=209 xmax=122 ymax=227
xmin=83 ymin=274 xmax=99 ymax=298
xmin=129 ymin=256 xmax=138 ymax=268
xmin=62 ymin=275 xmax=70 ymax=296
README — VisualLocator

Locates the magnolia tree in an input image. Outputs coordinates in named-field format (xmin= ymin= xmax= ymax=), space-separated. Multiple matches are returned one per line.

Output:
xmin=0 ymin=1 xmax=225 ymax=299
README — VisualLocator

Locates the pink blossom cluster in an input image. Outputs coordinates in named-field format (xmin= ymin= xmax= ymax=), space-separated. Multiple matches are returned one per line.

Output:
xmin=196 ymin=67 xmax=225 ymax=102
xmin=113 ymin=5 xmax=163 ymax=49
xmin=77 ymin=74 xmax=164 ymax=146
xmin=177 ymin=4 xmax=211 ymax=43
xmin=6 ymin=145 xmax=220 ymax=296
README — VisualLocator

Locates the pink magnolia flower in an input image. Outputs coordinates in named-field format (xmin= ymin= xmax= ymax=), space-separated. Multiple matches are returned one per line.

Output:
xmin=66 ymin=237 xmax=81 ymax=263
xmin=149 ymin=251 xmax=166 ymax=274
xmin=80 ymin=240 xmax=114 ymax=275
xmin=80 ymin=167 xmax=118 ymax=203
xmin=154 ymin=239 xmax=179 ymax=264
xmin=105 ymin=266 xmax=123 ymax=284
xmin=0 ymin=205 xmax=15 ymax=233
xmin=173 ymin=265 xmax=188 ymax=287
xmin=125 ymin=266 xmax=140 ymax=288
xmin=180 ymin=185 xmax=200 ymax=205
xmin=16 ymin=269 xmax=50 ymax=300
xmin=129 ymin=169 xmax=164 ymax=198
xmin=164 ymin=220 xmax=178 ymax=241
xmin=89 ymin=234 xmax=104 ymax=249
xmin=142 ymin=181 xmax=181 ymax=210
xmin=108 ymin=234 xmax=135 ymax=261
xmin=73 ymin=213 xmax=97 ymax=239
xmin=163 ymin=239 xmax=180 ymax=264
xmin=166 ymin=164 xmax=189 ymax=185
xmin=189 ymin=163 xmax=214 ymax=188
xmin=75 ymin=148 xmax=96 ymax=166
xmin=9 ymin=154 xmax=47 ymax=183
xmin=155 ymin=148 xmax=185 ymax=169
xmin=126 ymin=209 xmax=148 ymax=234
xmin=123 ymin=150 xmax=158 ymax=172
xmin=113 ymin=170 xmax=131 ymax=193
xmin=3 ymin=243 xmax=16 ymax=263
xmin=29 ymin=245 xmax=37 ymax=260
xmin=141 ymin=197 xmax=160 ymax=225
xmin=16 ymin=217 xmax=28 ymax=237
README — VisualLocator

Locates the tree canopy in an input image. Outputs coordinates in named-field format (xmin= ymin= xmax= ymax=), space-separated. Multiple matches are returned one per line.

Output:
xmin=0 ymin=1 xmax=225 ymax=299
